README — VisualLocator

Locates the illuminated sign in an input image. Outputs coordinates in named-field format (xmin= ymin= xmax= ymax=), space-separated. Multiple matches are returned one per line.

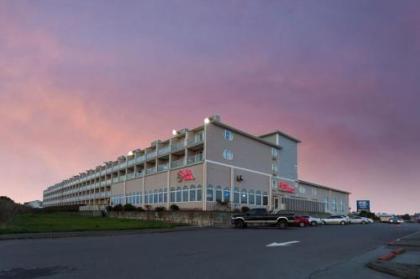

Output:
xmin=278 ymin=182 xmax=295 ymax=193
xmin=357 ymin=200 xmax=370 ymax=212
xmin=177 ymin=169 xmax=195 ymax=182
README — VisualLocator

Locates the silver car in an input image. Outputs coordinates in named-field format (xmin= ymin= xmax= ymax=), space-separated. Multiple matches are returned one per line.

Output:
xmin=322 ymin=215 xmax=349 ymax=225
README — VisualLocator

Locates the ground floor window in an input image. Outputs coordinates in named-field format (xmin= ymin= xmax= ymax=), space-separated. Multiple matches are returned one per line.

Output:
xmin=207 ymin=185 xmax=214 ymax=201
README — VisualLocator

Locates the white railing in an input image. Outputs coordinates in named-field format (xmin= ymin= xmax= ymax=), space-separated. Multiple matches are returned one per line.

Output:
xmin=187 ymin=153 xmax=203 ymax=164
xmin=146 ymin=167 xmax=156 ymax=175
xmin=157 ymin=163 xmax=169 ymax=172
xmin=171 ymin=158 xmax=185 ymax=168
xmin=158 ymin=146 xmax=170 ymax=156
xmin=171 ymin=142 xmax=185 ymax=152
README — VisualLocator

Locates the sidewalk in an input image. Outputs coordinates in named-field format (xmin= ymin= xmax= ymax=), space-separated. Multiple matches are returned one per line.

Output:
xmin=368 ymin=231 xmax=420 ymax=278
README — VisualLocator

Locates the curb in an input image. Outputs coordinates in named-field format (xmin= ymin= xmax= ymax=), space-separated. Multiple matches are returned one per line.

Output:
xmin=0 ymin=226 xmax=204 ymax=241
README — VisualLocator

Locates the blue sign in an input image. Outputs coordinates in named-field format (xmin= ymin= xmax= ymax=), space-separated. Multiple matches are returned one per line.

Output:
xmin=357 ymin=200 xmax=370 ymax=212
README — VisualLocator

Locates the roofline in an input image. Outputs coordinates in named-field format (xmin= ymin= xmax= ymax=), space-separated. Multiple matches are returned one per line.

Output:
xmin=259 ymin=130 xmax=301 ymax=143
xmin=211 ymin=121 xmax=282 ymax=149
xmin=298 ymin=180 xmax=350 ymax=194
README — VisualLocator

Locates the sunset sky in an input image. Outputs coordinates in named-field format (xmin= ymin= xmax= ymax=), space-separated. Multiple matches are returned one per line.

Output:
xmin=1 ymin=1 xmax=419 ymax=214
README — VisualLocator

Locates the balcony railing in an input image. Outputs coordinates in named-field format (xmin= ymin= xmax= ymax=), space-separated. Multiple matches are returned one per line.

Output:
xmin=136 ymin=170 xmax=144 ymax=177
xmin=171 ymin=142 xmax=185 ymax=152
xmin=146 ymin=151 xmax=157 ymax=160
xmin=187 ymin=133 xmax=204 ymax=146
xmin=187 ymin=153 xmax=203 ymax=165
xmin=126 ymin=173 xmax=135 ymax=180
xmin=135 ymin=155 xmax=145 ymax=164
xmin=158 ymin=146 xmax=170 ymax=156
xmin=157 ymin=163 xmax=169 ymax=172
xmin=146 ymin=167 xmax=156 ymax=175
xmin=171 ymin=158 xmax=185 ymax=168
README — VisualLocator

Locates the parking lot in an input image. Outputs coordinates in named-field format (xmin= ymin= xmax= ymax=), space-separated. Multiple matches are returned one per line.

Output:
xmin=0 ymin=223 xmax=419 ymax=279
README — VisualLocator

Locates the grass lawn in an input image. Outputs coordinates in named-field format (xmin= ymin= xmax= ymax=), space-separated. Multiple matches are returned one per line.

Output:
xmin=0 ymin=212 xmax=177 ymax=234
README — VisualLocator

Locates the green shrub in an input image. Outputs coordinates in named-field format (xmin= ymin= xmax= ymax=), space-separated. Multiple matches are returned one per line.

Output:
xmin=123 ymin=204 xmax=136 ymax=211
xmin=113 ymin=204 xmax=123 ymax=212
xmin=155 ymin=206 xmax=166 ymax=212
xmin=170 ymin=204 xmax=180 ymax=211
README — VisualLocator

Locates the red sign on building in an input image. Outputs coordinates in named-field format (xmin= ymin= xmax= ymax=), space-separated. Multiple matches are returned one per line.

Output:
xmin=278 ymin=182 xmax=295 ymax=193
xmin=177 ymin=169 xmax=195 ymax=183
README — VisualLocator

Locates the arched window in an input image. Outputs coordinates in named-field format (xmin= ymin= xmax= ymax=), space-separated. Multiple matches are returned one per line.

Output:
xmin=189 ymin=185 xmax=196 ymax=201
xmin=262 ymin=191 xmax=268 ymax=206
xmin=139 ymin=192 xmax=143 ymax=204
xmin=241 ymin=189 xmax=248 ymax=204
xmin=154 ymin=190 xmax=158 ymax=204
xmin=197 ymin=185 xmax=202 ymax=201
xmin=144 ymin=191 xmax=149 ymax=204
xmin=183 ymin=186 xmax=189 ymax=202
xmin=206 ymin=185 xmax=214 ymax=202
xmin=331 ymin=199 xmax=336 ymax=212
xmin=215 ymin=186 xmax=222 ymax=202
xmin=163 ymin=188 xmax=168 ymax=203
xmin=324 ymin=198 xmax=328 ymax=211
xmin=158 ymin=188 xmax=163 ymax=203
xmin=176 ymin=187 xmax=182 ymax=202
xmin=223 ymin=187 xmax=230 ymax=202
xmin=249 ymin=190 xmax=255 ymax=205
xmin=170 ymin=187 xmax=175 ymax=202
xmin=233 ymin=187 xmax=240 ymax=204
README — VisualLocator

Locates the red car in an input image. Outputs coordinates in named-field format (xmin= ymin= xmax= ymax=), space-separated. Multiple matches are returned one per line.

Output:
xmin=293 ymin=215 xmax=310 ymax=227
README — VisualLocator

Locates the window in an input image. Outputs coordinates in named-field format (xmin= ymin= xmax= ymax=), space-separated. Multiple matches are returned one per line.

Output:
xmin=163 ymin=189 xmax=167 ymax=203
xmin=170 ymin=187 xmax=175 ymax=202
xmin=183 ymin=186 xmax=189 ymax=202
xmin=223 ymin=187 xmax=230 ymax=202
xmin=272 ymin=148 xmax=278 ymax=158
xmin=240 ymin=189 xmax=248 ymax=204
xmin=189 ymin=185 xmax=196 ymax=201
xmin=299 ymin=186 xmax=306 ymax=194
xmin=224 ymin=130 xmax=234 ymax=141
xmin=206 ymin=185 xmax=214 ymax=201
xmin=215 ymin=186 xmax=222 ymax=202
xmin=256 ymin=191 xmax=262 ymax=205
xmin=153 ymin=190 xmax=158 ymax=204
xmin=223 ymin=149 xmax=234 ymax=160
xmin=144 ymin=192 xmax=149 ymax=204
xmin=262 ymin=192 xmax=268 ymax=206
xmin=233 ymin=187 xmax=240 ymax=204
xmin=158 ymin=188 xmax=163 ymax=203
xmin=249 ymin=190 xmax=255 ymax=205
xmin=197 ymin=185 xmax=202 ymax=201
xmin=272 ymin=163 xmax=278 ymax=173
xmin=176 ymin=187 xmax=182 ymax=202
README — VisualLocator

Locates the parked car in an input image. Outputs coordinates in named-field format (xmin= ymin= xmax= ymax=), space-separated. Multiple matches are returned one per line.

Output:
xmin=322 ymin=215 xmax=349 ymax=225
xmin=388 ymin=217 xmax=403 ymax=224
xmin=302 ymin=215 xmax=323 ymax=226
xmin=349 ymin=216 xmax=372 ymax=224
xmin=231 ymin=208 xmax=295 ymax=229
xmin=292 ymin=215 xmax=311 ymax=227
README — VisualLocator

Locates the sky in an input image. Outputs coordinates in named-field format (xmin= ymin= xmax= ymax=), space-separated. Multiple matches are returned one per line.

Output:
xmin=0 ymin=0 xmax=419 ymax=214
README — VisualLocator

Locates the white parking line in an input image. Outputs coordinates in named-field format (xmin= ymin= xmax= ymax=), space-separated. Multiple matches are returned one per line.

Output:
xmin=266 ymin=240 xmax=300 ymax=247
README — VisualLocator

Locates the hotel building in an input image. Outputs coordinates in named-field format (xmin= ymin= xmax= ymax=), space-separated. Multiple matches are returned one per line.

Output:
xmin=43 ymin=115 xmax=350 ymax=214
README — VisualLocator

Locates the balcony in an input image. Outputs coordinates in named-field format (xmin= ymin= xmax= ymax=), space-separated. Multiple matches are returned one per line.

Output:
xmin=146 ymin=151 xmax=157 ymax=160
xmin=135 ymin=170 xmax=144 ymax=178
xmin=158 ymin=146 xmax=170 ymax=156
xmin=126 ymin=173 xmax=135 ymax=180
xmin=187 ymin=133 xmax=204 ymax=146
xmin=146 ymin=167 xmax=156 ymax=175
xmin=171 ymin=158 xmax=185 ymax=168
xmin=187 ymin=153 xmax=203 ymax=165
xmin=157 ymin=163 xmax=169 ymax=172
xmin=171 ymin=142 xmax=185 ymax=152
xmin=112 ymin=177 xmax=119 ymax=183
xmin=135 ymin=155 xmax=145 ymax=164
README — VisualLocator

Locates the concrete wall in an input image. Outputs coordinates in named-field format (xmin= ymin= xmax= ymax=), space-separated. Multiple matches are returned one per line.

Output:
xmin=109 ymin=211 xmax=232 ymax=227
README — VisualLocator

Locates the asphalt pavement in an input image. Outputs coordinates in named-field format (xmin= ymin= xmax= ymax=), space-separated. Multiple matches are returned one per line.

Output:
xmin=0 ymin=223 xmax=419 ymax=279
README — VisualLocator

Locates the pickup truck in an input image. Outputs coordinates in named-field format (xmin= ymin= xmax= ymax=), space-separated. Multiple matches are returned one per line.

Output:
xmin=231 ymin=208 xmax=294 ymax=229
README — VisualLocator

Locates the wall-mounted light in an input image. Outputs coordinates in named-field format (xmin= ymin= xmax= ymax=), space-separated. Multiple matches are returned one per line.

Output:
xmin=204 ymin=118 xmax=210 ymax=124
xmin=172 ymin=129 xmax=178 ymax=136
xmin=127 ymin=150 xmax=134 ymax=156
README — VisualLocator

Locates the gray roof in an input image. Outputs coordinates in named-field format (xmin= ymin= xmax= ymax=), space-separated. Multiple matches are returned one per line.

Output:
xmin=298 ymin=180 xmax=350 ymax=194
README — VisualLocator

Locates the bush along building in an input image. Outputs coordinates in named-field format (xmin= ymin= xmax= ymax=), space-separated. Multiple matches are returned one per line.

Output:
xmin=43 ymin=115 xmax=350 ymax=215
